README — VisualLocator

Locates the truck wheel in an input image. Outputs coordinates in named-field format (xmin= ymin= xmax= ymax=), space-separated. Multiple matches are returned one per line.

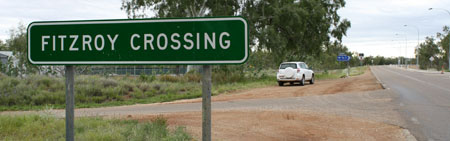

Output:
xmin=310 ymin=75 xmax=315 ymax=84
xmin=278 ymin=81 xmax=284 ymax=86
xmin=300 ymin=76 xmax=305 ymax=86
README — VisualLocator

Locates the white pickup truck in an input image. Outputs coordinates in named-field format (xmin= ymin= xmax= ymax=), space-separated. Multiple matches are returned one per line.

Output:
xmin=276 ymin=62 xmax=314 ymax=86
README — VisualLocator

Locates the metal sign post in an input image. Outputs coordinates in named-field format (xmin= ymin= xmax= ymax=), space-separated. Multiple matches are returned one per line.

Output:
xmin=201 ymin=65 xmax=211 ymax=141
xmin=430 ymin=56 xmax=434 ymax=69
xmin=65 ymin=65 xmax=75 ymax=141
xmin=347 ymin=61 xmax=350 ymax=77
xmin=358 ymin=53 xmax=364 ymax=66
xmin=337 ymin=54 xmax=351 ymax=77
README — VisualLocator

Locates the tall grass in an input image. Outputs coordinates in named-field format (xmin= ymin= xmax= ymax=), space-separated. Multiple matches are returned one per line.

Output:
xmin=0 ymin=70 xmax=275 ymax=111
xmin=0 ymin=115 xmax=191 ymax=140
xmin=315 ymin=66 xmax=367 ymax=80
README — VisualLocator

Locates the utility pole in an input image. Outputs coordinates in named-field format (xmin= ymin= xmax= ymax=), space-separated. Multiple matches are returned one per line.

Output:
xmin=347 ymin=61 xmax=350 ymax=77
xmin=395 ymin=34 xmax=404 ymax=67
xmin=404 ymin=25 xmax=420 ymax=67
xmin=405 ymin=32 xmax=408 ymax=68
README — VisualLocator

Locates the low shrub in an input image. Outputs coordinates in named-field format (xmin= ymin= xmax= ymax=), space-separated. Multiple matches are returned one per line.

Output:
xmin=212 ymin=71 xmax=245 ymax=84
xmin=0 ymin=115 xmax=191 ymax=140
xmin=184 ymin=73 xmax=201 ymax=82
xmin=0 ymin=67 xmax=298 ymax=111
xmin=139 ymin=74 xmax=156 ymax=82
xmin=159 ymin=74 xmax=183 ymax=83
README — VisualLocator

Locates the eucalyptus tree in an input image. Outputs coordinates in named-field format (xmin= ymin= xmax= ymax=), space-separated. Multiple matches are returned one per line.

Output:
xmin=0 ymin=40 xmax=7 ymax=50
xmin=242 ymin=0 xmax=351 ymax=64
xmin=121 ymin=0 xmax=241 ymax=72
xmin=6 ymin=24 xmax=41 ymax=76
xmin=437 ymin=26 xmax=449 ymax=69
xmin=418 ymin=37 xmax=441 ymax=69
xmin=121 ymin=0 xmax=351 ymax=69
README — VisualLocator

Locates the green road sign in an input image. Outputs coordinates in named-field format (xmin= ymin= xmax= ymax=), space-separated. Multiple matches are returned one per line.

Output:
xmin=27 ymin=17 xmax=248 ymax=65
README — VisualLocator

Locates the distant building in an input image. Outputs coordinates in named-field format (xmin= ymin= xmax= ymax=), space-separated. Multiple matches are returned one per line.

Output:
xmin=0 ymin=51 xmax=13 ymax=66
xmin=0 ymin=51 xmax=19 ymax=67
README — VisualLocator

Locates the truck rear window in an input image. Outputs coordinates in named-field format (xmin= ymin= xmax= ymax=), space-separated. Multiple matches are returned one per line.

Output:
xmin=279 ymin=63 xmax=297 ymax=69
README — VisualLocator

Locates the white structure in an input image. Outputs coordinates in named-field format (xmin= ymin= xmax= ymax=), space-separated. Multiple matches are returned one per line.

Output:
xmin=0 ymin=51 xmax=14 ymax=67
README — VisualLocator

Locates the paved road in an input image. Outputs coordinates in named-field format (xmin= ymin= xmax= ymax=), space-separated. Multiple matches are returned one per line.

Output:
xmin=371 ymin=66 xmax=450 ymax=141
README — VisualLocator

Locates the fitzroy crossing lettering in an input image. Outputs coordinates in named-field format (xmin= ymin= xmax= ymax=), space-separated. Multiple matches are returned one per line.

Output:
xmin=28 ymin=17 xmax=248 ymax=65
xmin=40 ymin=32 xmax=231 ymax=52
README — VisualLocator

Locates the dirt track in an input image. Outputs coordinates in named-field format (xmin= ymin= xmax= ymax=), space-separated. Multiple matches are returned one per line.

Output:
xmin=167 ymin=68 xmax=382 ymax=104
xmin=132 ymin=109 xmax=407 ymax=141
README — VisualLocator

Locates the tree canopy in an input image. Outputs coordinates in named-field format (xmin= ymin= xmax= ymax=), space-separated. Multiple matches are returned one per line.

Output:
xmin=417 ymin=36 xmax=442 ymax=69
xmin=6 ymin=24 xmax=41 ymax=75
xmin=242 ymin=0 xmax=350 ymax=63
xmin=436 ymin=26 xmax=449 ymax=68
xmin=0 ymin=40 xmax=7 ymax=50
xmin=121 ymin=0 xmax=240 ymax=18
xmin=121 ymin=0 xmax=351 ymax=65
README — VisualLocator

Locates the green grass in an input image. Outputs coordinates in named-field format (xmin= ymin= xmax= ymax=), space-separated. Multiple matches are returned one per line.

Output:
xmin=0 ymin=114 xmax=191 ymax=141
xmin=0 ymin=71 xmax=275 ymax=111
xmin=315 ymin=66 xmax=367 ymax=80
xmin=349 ymin=66 xmax=367 ymax=76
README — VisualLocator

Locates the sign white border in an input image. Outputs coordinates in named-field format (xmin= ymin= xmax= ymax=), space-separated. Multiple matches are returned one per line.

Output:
xmin=28 ymin=17 xmax=248 ymax=65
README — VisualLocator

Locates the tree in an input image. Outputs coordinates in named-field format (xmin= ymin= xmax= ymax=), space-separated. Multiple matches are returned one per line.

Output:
xmin=121 ymin=0 xmax=240 ymax=18
xmin=306 ymin=41 xmax=351 ymax=70
xmin=0 ymin=40 xmax=7 ymax=50
xmin=121 ymin=0 xmax=351 ymax=70
xmin=418 ymin=37 xmax=441 ymax=69
xmin=4 ymin=24 xmax=66 ymax=76
xmin=242 ymin=0 xmax=351 ymax=64
xmin=121 ymin=0 xmax=241 ymax=72
xmin=437 ymin=26 xmax=449 ymax=69
xmin=6 ymin=24 xmax=41 ymax=76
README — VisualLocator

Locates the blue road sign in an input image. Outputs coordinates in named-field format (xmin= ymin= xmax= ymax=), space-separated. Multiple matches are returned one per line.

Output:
xmin=337 ymin=55 xmax=350 ymax=62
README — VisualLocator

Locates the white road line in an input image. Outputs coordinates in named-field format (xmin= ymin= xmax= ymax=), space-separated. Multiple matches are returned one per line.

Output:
xmin=371 ymin=67 xmax=389 ymax=89
xmin=379 ymin=67 xmax=450 ymax=93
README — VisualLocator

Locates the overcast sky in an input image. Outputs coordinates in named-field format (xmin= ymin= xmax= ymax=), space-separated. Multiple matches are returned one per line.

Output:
xmin=1 ymin=0 xmax=450 ymax=58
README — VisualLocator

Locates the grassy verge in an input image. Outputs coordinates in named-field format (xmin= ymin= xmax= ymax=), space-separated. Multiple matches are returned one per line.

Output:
xmin=315 ymin=66 xmax=367 ymax=80
xmin=0 ymin=71 xmax=274 ymax=111
xmin=0 ymin=114 xmax=190 ymax=140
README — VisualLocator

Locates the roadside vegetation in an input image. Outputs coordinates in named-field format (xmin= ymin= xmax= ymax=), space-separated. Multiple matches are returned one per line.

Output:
xmin=0 ymin=66 xmax=368 ymax=111
xmin=0 ymin=69 xmax=274 ymax=111
xmin=315 ymin=66 xmax=367 ymax=80
xmin=0 ymin=114 xmax=190 ymax=140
